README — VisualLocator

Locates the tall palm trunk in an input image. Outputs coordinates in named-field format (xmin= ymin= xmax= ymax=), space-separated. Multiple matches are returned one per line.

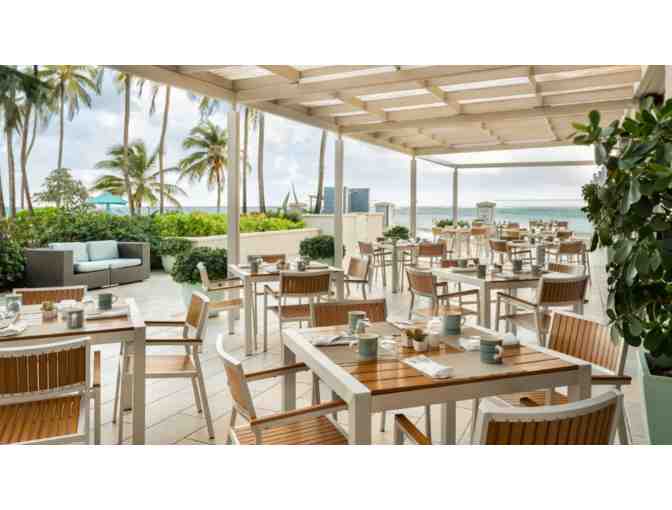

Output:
xmin=257 ymin=113 xmax=266 ymax=213
xmin=314 ymin=130 xmax=327 ymax=213
xmin=20 ymin=104 xmax=34 ymax=214
xmin=158 ymin=86 xmax=171 ymax=214
xmin=122 ymin=76 xmax=135 ymax=216
xmin=5 ymin=126 xmax=17 ymax=218
xmin=242 ymin=107 xmax=249 ymax=214
xmin=0 ymin=165 xmax=5 ymax=219
xmin=57 ymin=83 xmax=64 ymax=169
xmin=216 ymin=171 xmax=222 ymax=213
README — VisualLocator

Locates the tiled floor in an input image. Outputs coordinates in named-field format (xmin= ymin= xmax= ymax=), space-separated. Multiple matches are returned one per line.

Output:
xmin=88 ymin=248 xmax=647 ymax=445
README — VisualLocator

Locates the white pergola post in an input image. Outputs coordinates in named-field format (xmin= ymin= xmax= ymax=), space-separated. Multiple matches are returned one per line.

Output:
xmin=452 ymin=167 xmax=459 ymax=223
xmin=227 ymin=108 xmax=241 ymax=265
xmin=334 ymin=135 xmax=344 ymax=269
xmin=666 ymin=66 xmax=672 ymax=100
xmin=410 ymin=156 xmax=417 ymax=238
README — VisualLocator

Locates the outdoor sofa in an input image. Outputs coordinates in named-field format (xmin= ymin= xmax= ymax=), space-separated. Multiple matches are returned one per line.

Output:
xmin=24 ymin=240 xmax=150 ymax=289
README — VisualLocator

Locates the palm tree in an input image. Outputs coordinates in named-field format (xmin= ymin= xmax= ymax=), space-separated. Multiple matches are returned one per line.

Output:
xmin=178 ymin=121 xmax=228 ymax=212
xmin=257 ymin=112 xmax=266 ymax=213
xmin=314 ymin=130 xmax=328 ymax=213
xmin=138 ymin=80 xmax=171 ymax=214
xmin=242 ymin=106 xmax=259 ymax=214
xmin=40 ymin=65 xmax=100 ymax=169
xmin=187 ymin=93 xmax=222 ymax=120
xmin=111 ymin=72 xmax=137 ymax=216
xmin=93 ymin=140 xmax=185 ymax=212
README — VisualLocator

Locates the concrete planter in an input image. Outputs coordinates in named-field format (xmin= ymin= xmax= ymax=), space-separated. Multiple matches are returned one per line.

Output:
xmin=161 ymin=255 xmax=177 ymax=273
xmin=639 ymin=350 xmax=672 ymax=444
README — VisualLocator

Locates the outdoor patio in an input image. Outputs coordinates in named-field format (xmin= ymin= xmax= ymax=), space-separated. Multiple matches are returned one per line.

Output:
xmin=84 ymin=246 xmax=647 ymax=445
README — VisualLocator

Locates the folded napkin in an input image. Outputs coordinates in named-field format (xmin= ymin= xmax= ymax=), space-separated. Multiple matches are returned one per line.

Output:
xmin=310 ymin=335 xmax=355 ymax=346
xmin=0 ymin=321 xmax=28 ymax=337
xmin=86 ymin=307 xmax=129 ymax=320
xmin=460 ymin=333 xmax=520 ymax=351
xmin=402 ymin=355 xmax=454 ymax=379
xmin=389 ymin=319 xmax=413 ymax=329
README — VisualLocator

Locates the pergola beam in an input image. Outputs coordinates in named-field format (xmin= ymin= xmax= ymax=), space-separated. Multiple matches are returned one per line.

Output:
xmin=421 ymin=159 xmax=596 ymax=170
xmin=415 ymin=139 xmax=573 ymax=156
xmin=258 ymin=65 xmax=301 ymax=83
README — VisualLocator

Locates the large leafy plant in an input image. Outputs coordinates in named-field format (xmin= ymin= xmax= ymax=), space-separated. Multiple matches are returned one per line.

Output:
xmin=170 ymin=247 xmax=228 ymax=285
xmin=0 ymin=233 xmax=25 ymax=290
xmin=299 ymin=235 xmax=344 ymax=260
xmin=574 ymin=98 xmax=672 ymax=361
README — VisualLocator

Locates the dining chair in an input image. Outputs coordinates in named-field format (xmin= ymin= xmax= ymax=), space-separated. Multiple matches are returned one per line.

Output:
xmin=547 ymin=241 xmax=591 ymax=283
xmin=216 ymin=338 xmax=348 ymax=444
xmin=469 ymin=311 xmax=631 ymax=444
xmin=406 ymin=267 xmax=480 ymax=321
xmin=13 ymin=285 xmax=87 ymax=305
xmin=197 ymin=262 xmax=244 ymax=324
xmin=556 ymin=221 xmax=569 ymax=229
xmin=395 ymin=390 xmax=623 ymax=445
xmin=469 ymin=226 xmax=489 ymax=259
xmin=400 ymin=242 xmax=446 ymax=292
xmin=343 ymin=256 xmax=371 ymax=299
xmin=546 ymin=262 xmax=585 ymax=275
xmin=488 ymin=239 xmax=531 ymax=266
xmin=556 ymin=230 xmax=574 ymax=241
xmin=263 ymin=270 xmax=332 ymax=352
xmin=113 ymin=291 xmax=214 ymax=443
xmin=495 ymin=275 xmax=589 ymax=346
xmin=0 ymin=337 xmax=101 ymax=444
xmin=359 ymin=241 xmax=392 ymax=288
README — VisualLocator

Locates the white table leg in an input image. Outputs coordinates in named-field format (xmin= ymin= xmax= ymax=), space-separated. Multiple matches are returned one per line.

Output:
xmin=243 ymin=277 xmax=254 ymax=356
xmin=567 ymin=364 xmax=592 ymax=402
xmin=391 ymin=243 xmax=399 ymax=294
xmin=132 ymin=327 xmax=146 ymax=444
xmin=480 ymin=283 xmax=491 ymax=328
xmin=281 ymin=343 xmax=296 ymax=412
xmin=348 ymin=392 xmax=372 ymax=444
xmin=440 ymin=401 xmax=457 ymax=444
xmin=334 ymin=270 xmax=345 ymax=301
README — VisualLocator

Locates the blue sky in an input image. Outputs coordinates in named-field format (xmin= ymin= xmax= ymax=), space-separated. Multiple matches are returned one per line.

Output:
xmin=2 ymin=72 xmax=598 ymax=209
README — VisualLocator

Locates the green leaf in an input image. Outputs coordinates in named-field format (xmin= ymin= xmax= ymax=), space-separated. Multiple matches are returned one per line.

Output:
xmin=644 ymin=329 xmax=664 ymax=353
xmin=571 ymin=122 xmax=590 ymax=133
xmin=626 ymin=179 xmax=642 ymax=210
xmin=594 ymin=144 xmax=608 ymax=165
xmin=613 ymin=239 xmax=633 ymax=264
xmin=652 ymin=215 xmax=671 ymax=231
xmin=650 ymin=250 xmax=662 ymax=271
xmin=636 ymin=249 xmax=650 ymax=276
xmin=625 ymin=260 xmax=638 ymax=286
xmin=589 ymin=110 xmax=600 ymax=127
xmin=628 ymin=317 xmax=643 ymax=336
xmin=590 ymin=231 xmax=599 ymax=251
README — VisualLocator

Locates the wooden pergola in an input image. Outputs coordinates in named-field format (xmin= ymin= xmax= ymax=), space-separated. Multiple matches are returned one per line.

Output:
xmin=107 ymin=65 xmax=666 ymax=270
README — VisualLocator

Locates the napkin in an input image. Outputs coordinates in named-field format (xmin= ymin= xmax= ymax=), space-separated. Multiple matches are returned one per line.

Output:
xmin=86 ymin=307 xmax=129 ymax=320
xmin=310 ymin=335 xmax=354 ymax=346
xmin=389 ymin=319 xmax=413 ymax=329
xmin=460 ymin=333 xmax=520 ymax=351
xmin=0 ymin=321 xmax=28 ymax=337
xmin=402 ymin=355 xmax=454 ymax=379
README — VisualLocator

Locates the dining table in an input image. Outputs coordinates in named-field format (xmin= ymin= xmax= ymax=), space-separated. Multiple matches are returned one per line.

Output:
xmin=281 ymin=319 xmax=592 ymax=444
xmin=228 ymin=262 xmax=345 ymax=356
xmin=373 ymin=239 xmax=419 ymax=294
xmin=0 ymin=297 xmax=147 ymax=444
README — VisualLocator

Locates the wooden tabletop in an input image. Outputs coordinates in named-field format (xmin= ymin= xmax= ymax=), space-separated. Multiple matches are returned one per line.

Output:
xmin=1 ymin=299 xmax=142 ymax=343
xmin=295 ymin=321 xmax=578 ymax=396
xmin=229 ymin=262 xmax=343 ymax=278
xmin=434 ymin=267 xmax=559 ymax=283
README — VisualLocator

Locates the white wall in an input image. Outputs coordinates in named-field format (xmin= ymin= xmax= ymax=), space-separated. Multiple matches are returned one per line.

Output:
xmin=303 ymin=213 xmax=384 ymax=257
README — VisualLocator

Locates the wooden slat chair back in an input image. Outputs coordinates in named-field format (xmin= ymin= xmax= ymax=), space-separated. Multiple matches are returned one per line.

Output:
xmin=556 ymin=221 xmax=569 ymax=228
xmin=406 ymin=268 xmax=436 ymax=298
xmin=13 ymin=285 xmax=86 ymax=305
xmin=279 ymin=270 xmax=332 ymax=298
xmin=547 ymin=262 xmax=585 ymax=275
xmin=311 ymin=299 xmax=387 ymax=327
xmin=506 ymin=223 xmax=520 ymax=229
xmin=481 ymin=390 xmax=622 ymax=445
xmin=538 ymin=275 xmax=588 ymax=307
xmin=196 ymin=262 xmax=243 ymax=331
xmin=260 ymin=254 xmax=286 ymax=264
xmin=0 ymin=338 xmax=95 ymax=444
xmin=347 ymin=256 xmax=369 ymax=281
xmin=555 ymin=240 xmax=584 ymax=256
xmin=417 ymin=242 xmax=445 ymax=259
xmin=219 ymin=348 xmax=257 ymax=422
xmin=185 ymin=291 xmax=210 ymax=338
xmin=556 ymin=230 xmax=574 ymax=240
xmin=548 ymin=311 xmax=625 ymax=375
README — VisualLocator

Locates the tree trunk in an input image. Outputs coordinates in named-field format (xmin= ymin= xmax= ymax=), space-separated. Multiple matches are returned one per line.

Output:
xmin=6 ymin=127 xmax=17 ymax=218
xmin=315 ymin=130 xmax=327 ymax=213
xmin=242 ymin=107 xmax=249 ymax=214
xmin=158 ymin=86 xmax=171 ymax=214
xmin=216 ymin=171 xmax=222 ymax=213
xmin=122 ymin=76 xmax=134 ymax=216
xmin=58 ymin=83 xmax=64 ymax=169
xmin=257 ymin=113 xmax=266 ymax=213
xmin=0 ymin=164 xmax=5 ymax=219
xmin=20 ymin=104 xmax=34 ymax=214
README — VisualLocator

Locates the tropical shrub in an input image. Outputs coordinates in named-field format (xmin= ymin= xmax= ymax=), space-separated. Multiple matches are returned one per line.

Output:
xmin=0 ymin=234 xmax=25 ymax=290
xmin=299 ymin=235 xmax=343 ymax=260
xmin=170 ymin=247 xmax=228 ymax=285
xmin=573 ymin=98 xmax=672 ymax=362
xmin=435 ymin=219 xmax=453 ymax=228
xmin=383 ymin=225 xmax=410 ymax=240
xmin=159 ymin=238 xmax=193 ymax=257
xmin=154 ymin=211 xmax=304 ymax=237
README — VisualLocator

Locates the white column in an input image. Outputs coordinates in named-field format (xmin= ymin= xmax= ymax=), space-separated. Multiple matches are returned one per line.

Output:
xmin=410 ymin=156 xmax=417 ymax=238
xmin=666 ymin=66 xmax=672 ymax=100
xmin=452 ymin=167 xmax=459 ymax=223
xmin=227 ymin=108 xmax=241 ymax=266
xmin=334 ymin=136 xmax=344 ymax=269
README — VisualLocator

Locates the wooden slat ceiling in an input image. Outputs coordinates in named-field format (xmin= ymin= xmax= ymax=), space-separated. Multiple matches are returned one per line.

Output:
xmin=110 ymin=65 xmax=642 ymax=156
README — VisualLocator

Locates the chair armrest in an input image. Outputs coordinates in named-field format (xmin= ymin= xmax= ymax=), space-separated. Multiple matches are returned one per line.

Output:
xmin=92 ymin=351 xmax=101 ymax=388
xmin=263 ymin=285 xmax=279 ymax=299
xmin=437 ymin=289 xmax=479 ymax=300
xmin=246 ymin=363 xmax=309 ymax=382
xmin=497 ymin=293 xmax=537 ymax=310
xmin=393 ymin=414 xmax=431 ymax=445
xmin=24 ymin=249 xmax=74 ymax=286
xmin=250 ymin=400 xmax=347 ymax=431
xmin=591 ymin=374 xmax=632 ymax=386
xmin=205 ymin=278 xmax=244 ymax=292
xmin=118 ymin=242 xmax=149 ymax=261
xmin=145 ymin=337 xmax=202 ymax=345
xmin=145 ymin=319 xmax=185 ymax=327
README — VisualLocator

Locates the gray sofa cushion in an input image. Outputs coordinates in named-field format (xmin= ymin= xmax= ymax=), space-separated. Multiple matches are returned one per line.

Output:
xmin=49 ymin=242 xmax=89 ymax=262
xmin=74 ymin=260 xmax=112 ymax=273
xmin=109 ymin=258 xmax=142 ymax=269
xmin=88 ymin=240 xmax=119 ymax=261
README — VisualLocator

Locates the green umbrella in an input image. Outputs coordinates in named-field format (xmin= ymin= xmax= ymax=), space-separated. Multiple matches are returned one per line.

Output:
xmin=87 ymin=192 xmax=127 ymax=212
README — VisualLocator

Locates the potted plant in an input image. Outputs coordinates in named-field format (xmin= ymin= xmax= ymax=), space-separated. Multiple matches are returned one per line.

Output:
xmin=405 ymin=328 xmax=428 ymax=352
xmin=383 ymin=225 xmax=410 ymax=241
xmin=170 ymin=247 xmax=228 ymax=314
xmin=41 ymin=301 xmax=57 ymax=322
xmin=299 ymin=235 xmax=345 ymax=266
xmin=434 ymin=219 xmax=454 ymax=228
xmin=159 ymin=237 xmax=193 ymax=273
xmin=574 ymin=97 xmax=672 ymax=444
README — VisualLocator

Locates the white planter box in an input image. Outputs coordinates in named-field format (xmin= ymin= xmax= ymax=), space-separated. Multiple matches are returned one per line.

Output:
xmin=303 ymin=213 xmax=384 ymax=258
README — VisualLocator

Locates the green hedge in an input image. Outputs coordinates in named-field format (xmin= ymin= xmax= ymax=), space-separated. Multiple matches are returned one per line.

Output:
xmin=155 ymin=211 xmax=304 ymax=237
